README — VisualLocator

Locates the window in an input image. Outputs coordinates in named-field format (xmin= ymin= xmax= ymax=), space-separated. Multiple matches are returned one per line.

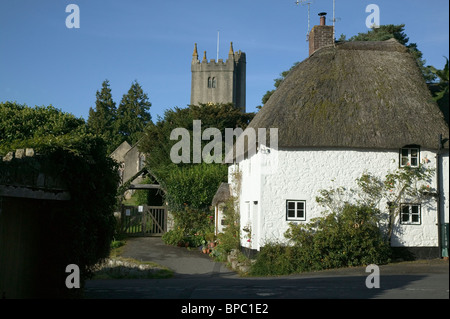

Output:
xmin=400 ymin=146 xmax=420 ymax=167
xmin=207 ymin=77 xmax=216 ymax=88
xmin=400 ymin=204 xmax=421 ymax=225
xmin=286 ymin=200 xmax=306 ymax=221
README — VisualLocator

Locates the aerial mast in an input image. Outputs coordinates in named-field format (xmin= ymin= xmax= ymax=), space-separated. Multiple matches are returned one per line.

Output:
xmin=296 ymin=0 xmax=314 ymax=41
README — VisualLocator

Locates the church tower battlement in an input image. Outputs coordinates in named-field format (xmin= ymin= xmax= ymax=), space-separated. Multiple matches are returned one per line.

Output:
xmin=190 ymin=42 xmax=246 ymax=112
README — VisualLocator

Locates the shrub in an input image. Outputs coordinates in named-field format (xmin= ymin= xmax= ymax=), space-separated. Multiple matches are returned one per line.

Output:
xmin=162 ymin=205 xmax=215 ymax=247
xmin=251 ymin=204 xmax=391 ymax=276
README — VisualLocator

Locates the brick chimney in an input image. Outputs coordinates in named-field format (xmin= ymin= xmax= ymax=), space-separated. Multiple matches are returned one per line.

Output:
xmin=309 ymin=12 xmax=334 ymax=56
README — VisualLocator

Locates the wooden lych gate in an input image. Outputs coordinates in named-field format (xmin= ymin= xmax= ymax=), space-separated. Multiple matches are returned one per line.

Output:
xmin=120 ymin=205 xmax=167 ymax=236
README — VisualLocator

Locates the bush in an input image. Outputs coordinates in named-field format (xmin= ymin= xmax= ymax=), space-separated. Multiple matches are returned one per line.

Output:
xmin=251 ymin=204 xmax=392 ymax=276
xmin=162 ymin=205 xmax=215 ymax=248
xmin=214 ymin=197 xmax=240 ymax=259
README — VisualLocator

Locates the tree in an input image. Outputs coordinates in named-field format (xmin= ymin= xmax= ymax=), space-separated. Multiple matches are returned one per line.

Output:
xmin=140 ymin=103 xmax=254 ymax=176
xmin=140 ymin=103 xmax=254 ymax=247
xmin=347 ymin=24 xmax=436 ymax=82
xmin=116 ymin=80 xmax=152 ymax=146
xmin=87 ymin=80 xmax=119 ymax=153
xmin=0 ymin=102 xmax=85 ymax=154
xmin=0 ymin=102 xmax=119 ymax=293
xmin=429 ymin=57 xmax=449 ymax=124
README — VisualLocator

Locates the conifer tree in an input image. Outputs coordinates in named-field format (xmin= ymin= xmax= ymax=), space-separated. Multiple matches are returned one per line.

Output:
xmin=116 ymin=80 xmax=152 ymax=146
xmin=87 ymin=80 xmax=118 ymax=153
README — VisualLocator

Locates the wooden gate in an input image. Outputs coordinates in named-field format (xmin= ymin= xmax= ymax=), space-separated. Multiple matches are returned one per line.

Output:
xmin=120 ymin=205 xmax=167 ymax=236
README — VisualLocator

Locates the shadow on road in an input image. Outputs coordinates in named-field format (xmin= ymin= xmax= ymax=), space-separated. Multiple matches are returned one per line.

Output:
xmin=83 ymin=237 xmax=449 ymax=299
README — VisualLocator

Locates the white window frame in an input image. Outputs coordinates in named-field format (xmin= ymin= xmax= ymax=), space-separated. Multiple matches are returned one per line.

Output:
xmin=286 ymin=200 xmax=306 ymax=221
xmin=400 ymin=204 xmax=421 ymax=225
xmin=400 ymin=146 xmax=420 ymax=168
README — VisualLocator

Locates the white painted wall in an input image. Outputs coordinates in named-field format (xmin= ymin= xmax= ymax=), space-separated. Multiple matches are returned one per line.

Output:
xmin=229 ymin=147 xmax=448 ymax=251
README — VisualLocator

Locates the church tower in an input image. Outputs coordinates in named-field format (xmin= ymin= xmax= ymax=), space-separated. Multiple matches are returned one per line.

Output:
xmin=190 ymin=42 xmax=246 ymax=112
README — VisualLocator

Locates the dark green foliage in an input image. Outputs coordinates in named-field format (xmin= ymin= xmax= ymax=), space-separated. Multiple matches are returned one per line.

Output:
xmin=163 ymin=163 xmax=227 ymax=212
xmin=429 ymin=57 xmax=449 ymax=125
xmin=46 ymin=139 xmax=120 ymax=280
xmin=251 ymin=204 xmax=391 ymax=276
xmin=116 ymin=80 xmax=152 ymax=146
xmin=140 ymin=103 xmax=254 ymax=171
xmin=141 ymin=103 xmax=253 ymax=247
xmin=162 ymin=205 xmax=214 ymax=248
xmin=0 ymin=102 xmax=85 ymax=154
xmin=0 ymin=102 xmax=120 ymax=286
xmin=215 ymin=198 xmax=241 ymax=259
xmin=87 ymin=80 xmax=120 ymax=154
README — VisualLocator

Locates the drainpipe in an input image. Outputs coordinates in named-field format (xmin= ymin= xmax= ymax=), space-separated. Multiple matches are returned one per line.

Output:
xmin=436 ymin=134 xmax=443 ymax=258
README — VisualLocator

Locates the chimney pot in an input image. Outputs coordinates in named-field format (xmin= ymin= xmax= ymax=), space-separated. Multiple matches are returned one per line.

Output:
xmin=318 ymin=12 xmax=327 ymax=26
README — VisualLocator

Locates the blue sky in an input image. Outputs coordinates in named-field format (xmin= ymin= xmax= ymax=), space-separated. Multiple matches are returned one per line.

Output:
xmin=1 ymin=0 xmax=449 ymax=121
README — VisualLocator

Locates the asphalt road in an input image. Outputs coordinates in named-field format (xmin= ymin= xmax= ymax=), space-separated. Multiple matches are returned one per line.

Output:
xmin=83 ymin=237 xmax=449 ymax=300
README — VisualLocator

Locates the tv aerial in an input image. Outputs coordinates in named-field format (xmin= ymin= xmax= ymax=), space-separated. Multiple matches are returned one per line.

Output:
xmin=296 ymin=0 xmax=314 ymax=41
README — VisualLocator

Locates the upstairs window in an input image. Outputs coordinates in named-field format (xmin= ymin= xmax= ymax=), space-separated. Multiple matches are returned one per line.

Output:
xmin=207 ymin=77 xmax=216 ymax=88
xmin=400 ymin=145 xmax=420 ymax=168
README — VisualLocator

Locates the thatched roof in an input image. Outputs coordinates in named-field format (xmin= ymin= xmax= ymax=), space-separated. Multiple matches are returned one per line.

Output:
xmin=250 ymin=39 xmax=449 ymax=150
xmin=212 ymin=182 xmax=230 ymax=206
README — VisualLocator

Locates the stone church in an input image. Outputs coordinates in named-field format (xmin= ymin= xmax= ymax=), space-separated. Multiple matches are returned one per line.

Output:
xmin=190 ymin=42 xmax=246 ymax=112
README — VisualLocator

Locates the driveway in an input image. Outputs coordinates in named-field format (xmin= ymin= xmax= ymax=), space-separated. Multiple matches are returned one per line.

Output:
xmin=117 ymin=237 xmax=236 ymax=278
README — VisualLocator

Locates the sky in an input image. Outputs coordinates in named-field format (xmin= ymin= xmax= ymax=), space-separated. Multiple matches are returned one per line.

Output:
xmin=1 ymin=0 xmax=449 ymax=121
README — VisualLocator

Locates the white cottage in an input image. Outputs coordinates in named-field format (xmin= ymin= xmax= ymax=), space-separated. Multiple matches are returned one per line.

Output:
xmin=221 ymin=19 xmax=449 ymax=259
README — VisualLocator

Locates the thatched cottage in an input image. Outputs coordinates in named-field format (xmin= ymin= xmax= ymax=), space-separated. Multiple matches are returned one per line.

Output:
xmin=219 ymin=16 xmax=449 ymax=258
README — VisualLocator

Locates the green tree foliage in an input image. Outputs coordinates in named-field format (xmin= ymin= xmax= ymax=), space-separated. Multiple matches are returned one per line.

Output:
xmin=347 ymin=24 xmax=435 ymax=82
xmin=141 ymin=103 xmax=253 ymax=247
xmin=0 ymin=102 xmax=85 ymax=154
xmin=429 ymin=57 xmax=449 ymax=125
xmin=116 ymin=80 xmax=152 ymax=146
xmin=87 ymin=80 xmax=120 ymax=153
xmin=0 ymin=102 xmax=120 ymax=288
xmin=163 ymin=163 xmax=227 ymax=211
xmin=140 ymin=103 xmax=254 ymax=173
xmin=45 ymin=137 xmax=119 ymax=281
xmin=251 ymin=204 xmax=391 ymax=276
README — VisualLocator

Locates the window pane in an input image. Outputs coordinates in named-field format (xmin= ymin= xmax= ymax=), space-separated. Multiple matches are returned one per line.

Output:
xmin=401 ymin=149 xmax=409 ymax=157
xmin=297 ymin=209 xmax=304 ymax=218
xmin=402 ymin=213 xmax=410 ymax=222
xmin=410 ymin=149 xmax=418 ymax=157
xmin=288 ymin=202 xmax=295 ymax=210
xmin=411 ymin=157 xmax=418 ymax=166
xmin=411 ymin=206 xmax=419 ymax=214
xmin=288 ymin=210 xmax=295 ymax=218
xmin=401 ymin=156 xmax=409 ymax=166
xmin=412 ymin=214 xmax=419 ymax=223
